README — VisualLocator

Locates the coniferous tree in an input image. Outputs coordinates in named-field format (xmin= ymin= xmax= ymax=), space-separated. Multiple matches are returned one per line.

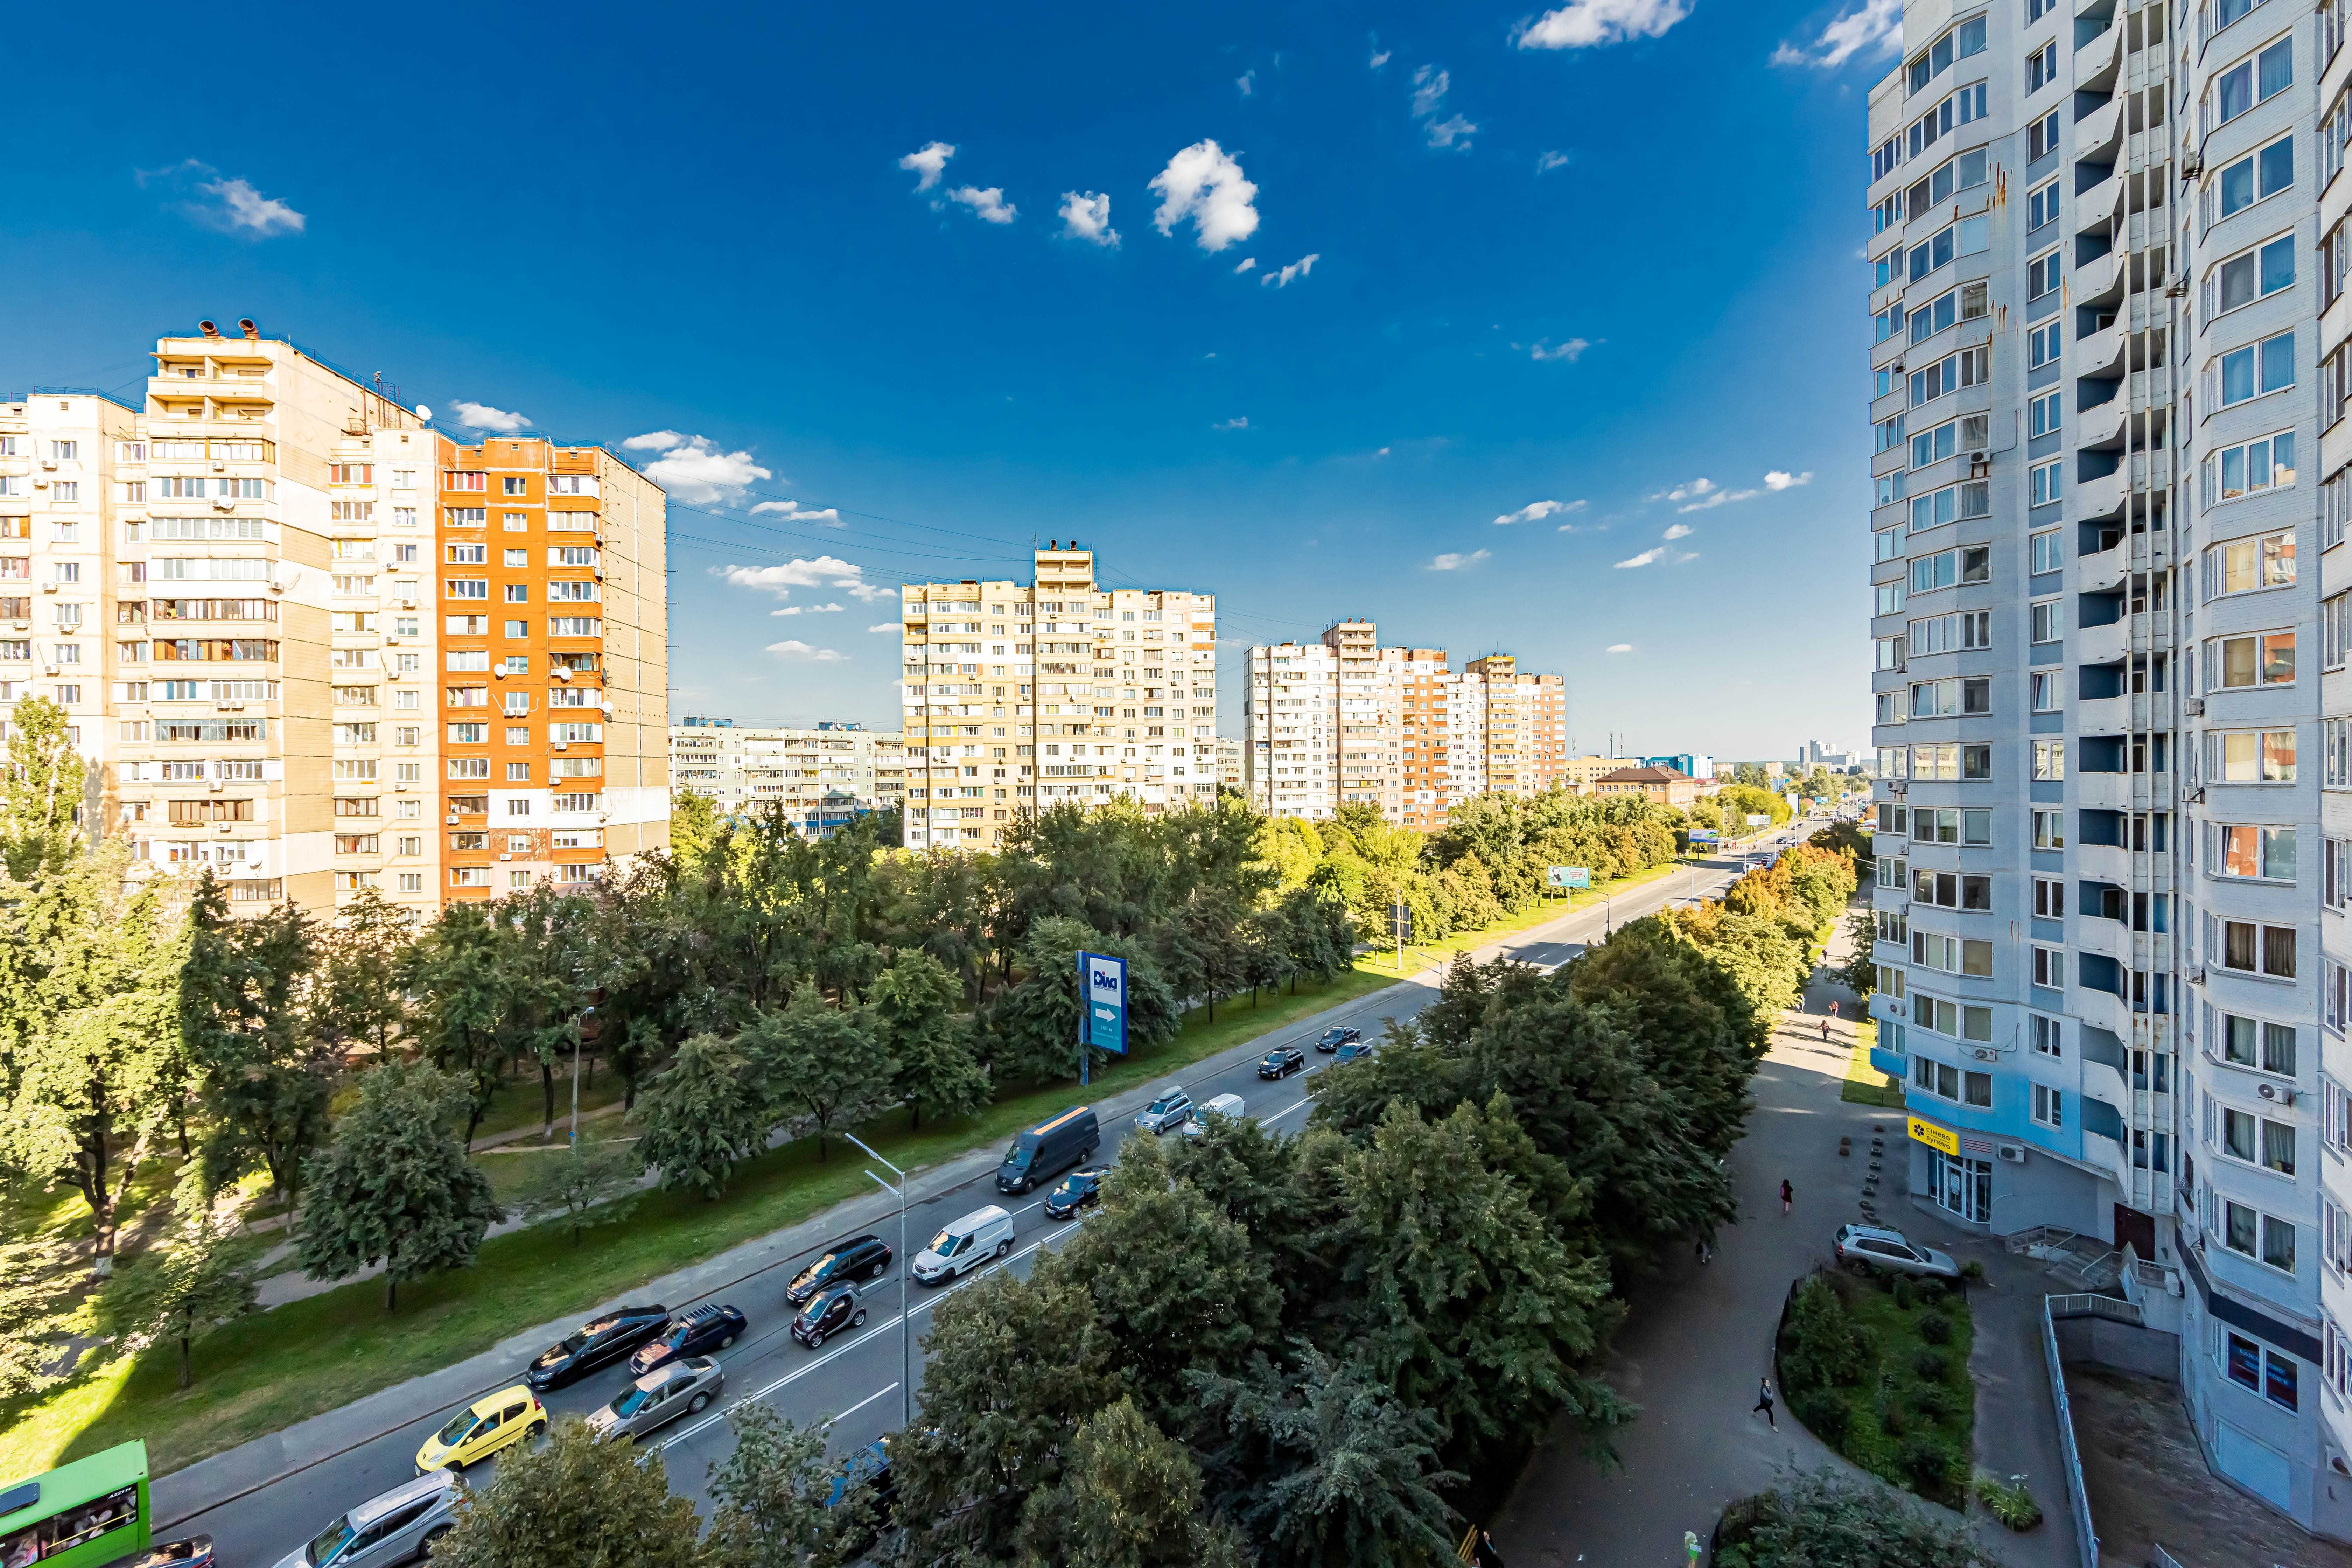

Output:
xmin=630 ymin=1032 xmax=769 ymax=1199
xmin=1016 ymin=1398 xmax=1250 ymax=1568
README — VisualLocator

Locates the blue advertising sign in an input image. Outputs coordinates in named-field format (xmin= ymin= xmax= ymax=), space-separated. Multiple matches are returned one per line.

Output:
xmin=1687 ymin=829 xmax=1721 ymax=846
xmin=1080 ymin=951 xmax=1128 ymax=1055
xmin=1546 ymin=866 xmax=1591 ymax=889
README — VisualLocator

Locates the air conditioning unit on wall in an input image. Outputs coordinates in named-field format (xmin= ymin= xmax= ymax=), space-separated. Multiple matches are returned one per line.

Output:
xmin=1997 ymin=1144 xmax=2026 ymax=1164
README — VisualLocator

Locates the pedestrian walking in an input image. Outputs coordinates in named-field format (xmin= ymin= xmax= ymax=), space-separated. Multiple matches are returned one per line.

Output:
xmin=1829 ymin=1000 xmax=1840 ymax=1021
xmin=1780 ymin=1178 xmax=1793 ymax=1214
xmin=1470 ymin=1527 xmax=1505 ymax=1567
xmin=1752 ymin=1376 xmax=1777 ymax=1429
xmin=1685 ymin=1528 xmax=1703 ymax=1565
xmin=1695 ymin=1236 xmax=1712 ymax=1264
xmin=1820 ymin=1017 xmax=1831 ymax=1043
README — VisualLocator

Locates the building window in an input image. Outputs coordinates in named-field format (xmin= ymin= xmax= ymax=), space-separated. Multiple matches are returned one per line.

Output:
xmin=2032 ymin=1084 xmax=2063 ymax=1128
xmin=2225 ymin=1331 xmax=2300 ymax=1411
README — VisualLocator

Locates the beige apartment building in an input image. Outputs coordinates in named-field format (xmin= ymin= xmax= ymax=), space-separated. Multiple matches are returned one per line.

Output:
xmin=670 ymin=717 xmax=905 ymax=834
xmin=0 ymin=320 xmax=667 ymax=917
xmin=899 ymin=544 xmax=1217 ymax=850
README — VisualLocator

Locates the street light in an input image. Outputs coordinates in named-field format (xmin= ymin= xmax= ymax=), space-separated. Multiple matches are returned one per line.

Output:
xmin=570 ymin=1005 xmax=596 ymax=1147
xmin=844 ymin=1131 xmax=910 ymax=1435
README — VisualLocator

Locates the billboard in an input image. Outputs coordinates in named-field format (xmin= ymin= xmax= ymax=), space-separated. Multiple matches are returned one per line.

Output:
xmin=1080 ymin=951 xmax=1128 ymax=1055
xmin=1546 ymin=866 xmax=1591 ymax=889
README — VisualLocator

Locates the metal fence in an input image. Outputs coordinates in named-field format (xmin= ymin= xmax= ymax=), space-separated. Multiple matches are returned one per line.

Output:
xmin=2149 ymin=1544 xmax=2185 ymax=1568
xmin=2042 ymin=1295 xmax=2104 ymax=1568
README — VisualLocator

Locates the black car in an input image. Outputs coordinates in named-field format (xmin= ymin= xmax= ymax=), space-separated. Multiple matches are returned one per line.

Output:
xmin=1044 ymin=1167 xmax=1105 ymax=1220
xmin=527 ymin=1304 xmax=670 ymax=1390
xmin=785 ymin=1234 xmax=895 ymax=1306
xmin=1332 ymin=1040 xmax=1375 ymax=1065
xmin=627 ymin=1302 xmax=747 ymax=1377
xmin=791 ymin=1282 xmax=867 ymax=1349
xmin=129 ymin=1539 xmax=214 ymax=1568
xmin=1258 ymin=1045 xmax=1306 ymax=1078
xmin=1314 ymin=1026 xmax=1361 ymax=1054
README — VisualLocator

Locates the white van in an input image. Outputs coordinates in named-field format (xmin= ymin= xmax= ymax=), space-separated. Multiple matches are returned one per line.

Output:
xmin=912 ymin=1204 xmax=1015 ymax=1286
xmin=1181 ymin=1093 xmax=1245 ymax=1137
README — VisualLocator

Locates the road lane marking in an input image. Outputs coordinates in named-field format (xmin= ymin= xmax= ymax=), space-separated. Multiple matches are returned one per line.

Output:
xmin=824 ymin=1383 xmax=899 ymax=1429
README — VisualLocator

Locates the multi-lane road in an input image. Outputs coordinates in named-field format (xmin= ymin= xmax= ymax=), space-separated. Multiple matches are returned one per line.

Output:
xmin=172 ymin=845 xmax=1771 ymax=1567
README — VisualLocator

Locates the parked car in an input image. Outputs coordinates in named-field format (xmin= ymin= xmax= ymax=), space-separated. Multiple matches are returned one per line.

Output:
xmin=1043 ymin=1167 xmax=1104 ymax=1220
xmin=278 ymin=1472 xmax=464 ymax=1568
xmin=626 ymin=1303 xmax=746 ymax=1377
xmin=825 ymin=1437 xmax=897 ymax=1552
xmin=791 ymin=1282 xmax=868 ymax=1348
xmin=785 ymin=1234 xmax=895 ymax=1306
xmin=414 ymin=1387 xmax=546 ymax=1474
xmin=1133 ymin=1085 xmax=1194 ymax=1135
xmin=1257 ymin=1045 xmax=1306 ymax=1078
xmin=1314 ymin=1027 xmax=1361 ymax=1054
xmin=1182 ymin=1093 xmax=1244 ymax=1137
xmin=132 ymin=1538 xmax=215 ymax=1568
xmin=1331 ymin=1040 xmax=1375 ymax=1065
xmin=1833 ymin=1224 xmax=1960 ymax=1281
xmin=913 ymin=1205 xmax=1016 ymax=1284
xmin=996 ymin=1105 xmax=1100 ymax=1194
xmin=586 ymin=1357 xmax=725 ymax=1442
xmin=526 ymin=1304 xmax=670 ymax=1390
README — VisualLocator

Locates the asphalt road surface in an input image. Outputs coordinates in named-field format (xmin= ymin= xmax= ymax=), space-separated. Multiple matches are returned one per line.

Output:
xmin=177 ymin=847 xmax=1763 ymax=1568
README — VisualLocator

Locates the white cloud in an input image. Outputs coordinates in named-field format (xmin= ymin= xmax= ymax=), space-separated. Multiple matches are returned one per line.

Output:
xmin=1410 ymin=66 xmax=1478 ymax=150
xmin=1429 ymin=549 xmax=1491 ymax=571
xmin=1615 ymin=547 xmax=1666 ymax=569
xmin=1536 ymin=150 xmax=1572 ymax=174
xmin=1213 ymin=416 xmax=1250 ymax=431
xmin=843 ymin=582 xmax=896 ymax=602
xmin=749 ymin=500 xmax=844 ymax=526
xmin=1058 ymin=190 xmax=1119 ymax=246
xmin=1765 ymin=469 xmax=1813 ymax=490
xmin=1233 ymin=256 xmax=1257 ymax=274
xmin=1777 ymin=0 xmax=1903 ymax=68
xmin=718 ymin=558 xmax=864 ymax=599
xmin=1606 ymin=643 xmax=1634 ymax=653
xmin=1652 ymin=477 xmax=1715 ymax=503
xmin=1424 ymin=114 xmax=1478 ymax=150
xmin=1678 ymin=487 xmax=1756 ymax=512
xmin=765 ymin=640 xmax=847 ymax=662
xmin=1237 ymin=69 xmax=1256 ymax=96
xmin=1662 ymin=523 xmax=1692 ymax=540
xmin=200 ymin=176 xmax=306 ymax=236
xmin=1530 ymin=337 xmax=1590 ymax=362
xmin=1493 ymin=499 xmax=1586 ymax=526
xmin=898 ymin=141 xmax=956 ymax=191
xmin=1149 ymin=140 xmax=1260 ymax=252
xmin=450 ymin=401 xmax=531 ymax=433
xmin=1517 ymin=0 xmax=1692 ymax=50
xmin=1369 ymin=47 xmax=1392 ymax=68
xmin=769 ymin=602 xmax=845 ymax=616
xmin=1260 ymin=253 xmax=1319 ymax=288
xmin=633 ymin=435 xmax=772 ymax=505
xmin=868 ymin=623 xmax=899 ymax=634
xmin=948 ymin=186 xmax=1016 ymax=224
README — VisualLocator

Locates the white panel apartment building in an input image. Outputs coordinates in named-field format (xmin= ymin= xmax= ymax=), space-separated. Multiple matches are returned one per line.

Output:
xmin=900 ymin=545 xmax=1217 ymax=851
xmin=670 ymin=718 xmax=906 ymax=832
xmin=1866 ymin=0 xmax=2352 ymax=1535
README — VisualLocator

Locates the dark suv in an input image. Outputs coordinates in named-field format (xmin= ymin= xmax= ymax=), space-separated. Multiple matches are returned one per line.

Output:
xmin=527 ymin=1304 xmax=669 ymax=1390
xmin=1314 ymin=1026 xmax=1361 ymax=1054
xmin=785 ymin=1234 xmax=895 ymax=1306
xmin=627 ymin=1302 xmax=747 ymax=1377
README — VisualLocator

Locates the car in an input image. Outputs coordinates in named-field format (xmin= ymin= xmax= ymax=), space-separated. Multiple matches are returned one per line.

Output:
xmin=585 ymin=1356 xmax=726 ymax=1442
xmin=626 ymin=1302 xmax=747 ymax=1377
xmin=785 ymin=1234 xmax=896 ymax=1305
xmin=1331 ymin=1040 xmax=1375 ymax=1065
xmin=1834 ymin=1224 xmax=1961 ymax=1281
xmin=1043 ymin=1167 xmax=1104 ymax=1220
xmin=1314 ymin=1026 xmax=1361 ymax=1054
xmin=131 ymin=1538 xmax=215 ymax=1568
xmin=276 ymin=1473 xmax=463 ymax=1568
xmin=525 ymin=1303 xmax=670 ymax=1390
xmin=1257 ymin=1045 xmax=1305 ymax=1078
xmin=913 ymin=1205 xmax=1016 ymax=1284
xmin=1182 ymin=1093 xmax=1244 ymax=1137
xmin=1134 ymin=1085 xmax=1193 ymax=1135
xmin=414 ymin=1387 xmax=546 ymax=1474
xmin=791 ymin=1281 xmax=868 ymax=1348
xmin=996 ymin=1105 xmax=1101 ymax=1194
xmin=824 ymin=1437 xmax=897 ymax=1552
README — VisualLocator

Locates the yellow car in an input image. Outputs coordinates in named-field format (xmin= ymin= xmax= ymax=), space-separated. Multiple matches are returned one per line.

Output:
xmin=414 ymin=1385 xmax=547 ymax=1474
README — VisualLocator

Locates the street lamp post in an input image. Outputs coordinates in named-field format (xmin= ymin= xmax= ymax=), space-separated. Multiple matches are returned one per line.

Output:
xmin=571 ymin=1006 xmax=595 ymax=1147
xmin=844 ymin=1132 xmax=910 ymax=1435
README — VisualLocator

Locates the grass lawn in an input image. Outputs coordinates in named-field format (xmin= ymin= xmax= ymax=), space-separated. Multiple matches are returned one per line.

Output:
xmin=1382 ymin=859 xmax=1690 ymax=976
xmin=1778 ymin=1267 xmax=1977 ymax=1509
xmin=1840 ymin=1020 xmax=1906 ymax=1108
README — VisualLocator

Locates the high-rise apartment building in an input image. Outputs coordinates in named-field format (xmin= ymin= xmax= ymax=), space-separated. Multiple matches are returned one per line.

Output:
xmin=0 ymin=322 xmax=668 ymax=917
xmin=1241 ymin=624 xmax=1567 ymax=825
xmin=670 ymin=718 xmax=906 ymax=833
xmin=1867 ymin=0 xmax=2349 ymax=1535
xmin=899 ymin=544 xmax=1217 ymax=850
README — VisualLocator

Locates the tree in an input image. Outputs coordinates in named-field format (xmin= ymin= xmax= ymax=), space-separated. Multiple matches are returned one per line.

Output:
xmin=0 ymin=696 xmax=88 ymax=878
xmin=407 ymin=901 xmax=512 ymax=1147
xmin=296 ymin=1061 xmax=503 ymax=1311
xmin=1714 ymin=1469 xmax=2001 ymax=1568
xmin=1829 ymin=907 xmax=1878 ymax=1001
xmin=670 ymin=786 xmax=722 ymax=870
xmin=631 ymin=1032 xmax=770 ymax=1199
xmin=982 ymin=916 xmax=1180 ymax=1086
xmin=870 ymin=950 xmax=989 ymax=1130
xmin=95 ymin=1204 xmax=259 ymax=1388
xmin=511 ymin=1139 xmax=641 ymax=1245
xmin=181 ymin=878 xmax=331 ymax=1202
xmin=1016 ymin=1398 xmax=1249 ymax=1568
xmin=431 ymin=1417 xmax=708 ymax=1568
xmin=746 ymin=987 xmax=890 ymax=1161
xmin=705 ymin=1402 xmax=870 ymax=1568
xmin=0 ymin=1236 xmax=89 ymax=1399
xmin=312 ymin=886 xmax=415 ymax=1054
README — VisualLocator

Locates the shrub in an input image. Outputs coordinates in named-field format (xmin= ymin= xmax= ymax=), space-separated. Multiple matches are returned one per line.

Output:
xmin=1789 ymin=1386 xmax=1849 ymax=1444
xmin=1911 ymin=1384 xmax=1956 ymax=1422
xmin=1915 ymin=1278 xmax=1948 ymax=1304
xmin=1899 ymin=1435 xmax=1957 ymax=1491
xmin=1959 ymin=1259 xmax=1986 ymax=1281
xmin=1974 ymin=1470 xmax=2045 ymax=1531
xmin=1891 ymin=1276 xmax=1914 ymax=1310
xmin=1782 ymin=1276 xmax=1873 ymax=1390
xmin=1917 ymin=1310 xmax=1953 ymax=1345
xmin=1913 ymin=1349 xmax=1951 ymax=1383
xmin=1714 ymin=1470 xmax=1990 ymax=1568
xmin=1877 ymin=1396 xmax=1907 ymax=1439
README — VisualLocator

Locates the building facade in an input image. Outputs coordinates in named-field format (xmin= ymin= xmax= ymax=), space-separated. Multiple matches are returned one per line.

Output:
xmin=1866 ymin=0 xmax=2351 ymax=1534
xmin=899 ymin=544 xmax=1217 ymax=850
xmin=1592 ymin=765 xmax=1698 ymax=809
xmin=670 ymin=718 xmax=906 ymax=834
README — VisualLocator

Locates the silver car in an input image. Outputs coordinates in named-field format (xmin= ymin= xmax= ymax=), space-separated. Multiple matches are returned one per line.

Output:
xmin=584 ymin=1356 xmax=725 ymax=1442
xmin=1134 ymin=1085 xmax=1192 ymax=1135
xmin=274 ymin=1470 xmax=462 ymax=1568
xmin=1833 ymin=1224 xmax=1961 ymax=1281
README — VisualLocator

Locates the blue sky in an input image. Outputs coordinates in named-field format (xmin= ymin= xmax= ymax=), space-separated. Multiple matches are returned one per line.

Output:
xmin=4 ymin=0 xmax=1902 ymax=760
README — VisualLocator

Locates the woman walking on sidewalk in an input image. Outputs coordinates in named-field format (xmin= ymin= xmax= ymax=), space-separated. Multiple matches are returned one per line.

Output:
xmin=1752 ymin=1377 xmax=1777 ymax=1430
xmin=1780 ymin=1178 xmax=1793 ymax=1214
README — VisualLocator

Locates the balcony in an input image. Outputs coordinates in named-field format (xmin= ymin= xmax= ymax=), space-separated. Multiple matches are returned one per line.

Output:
xmin=2077 ymin=169 xmax=2124 ymax=235
xmin=2078 ymin=691 xmax=2155 ymax=734
xmin=2078 ymin=983 xmax=2134 ymax=1043
xmin=2077 ymin=617 xmax=2130 ymax=665
xmin=2076 ymin=318 xmax=2128 ymax=377
xmin=2076 ymin=841 xmax=2156 ymax=892
xmin=2076 ymin=97 xmax=2125 ymax=163
xmin=2079 ymin=540 xmax=2127 ymax=592
xmin=2074 ymin=249 xmax=2128 ymax=312
xmin=2075 ymin=453 xmax=2170 ymax=522
xmin=2076 ymin=20 xmax=2122 ymax=94
xmin=2076 ymin=770 xmax=2171 ymax=812
xmin=2077 ymin=396 xmax=2129 ymax=452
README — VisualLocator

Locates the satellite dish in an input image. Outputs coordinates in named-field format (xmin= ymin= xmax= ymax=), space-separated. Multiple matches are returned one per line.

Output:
xmin=415 ymin=404 xmax=432 ymax=421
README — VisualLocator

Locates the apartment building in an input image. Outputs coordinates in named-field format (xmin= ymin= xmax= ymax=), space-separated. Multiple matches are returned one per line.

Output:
xmin=434 ymin=433 xmax=666 ymax=900
xmin=1212 ymin=734 xmax=1242 ymax=792
xmin=1562 ymin=754 xmax=1648 ymax=790
xmin=670 ymin=718 xmax=906 ymax=834
xmin=1866 ymin=0 xmax=2349 ymax=1535
xmin=899 ymin=544 xmax=1217 ymax=850
xmin=1459 ymin=654 xmax=1568 ymax=798
xmin=1244 ymin=638 xmax=1342 ymax=818
xmin=1 ymin=322 xmax=668 ymax=917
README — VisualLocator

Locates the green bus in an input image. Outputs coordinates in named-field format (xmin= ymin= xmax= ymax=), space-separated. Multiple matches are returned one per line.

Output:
xmin=1 ymin=1443 xmax=150 ymax=1568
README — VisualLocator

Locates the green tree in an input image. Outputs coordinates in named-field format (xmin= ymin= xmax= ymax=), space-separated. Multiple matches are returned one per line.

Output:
xmin=511 ymin=1139 xmax=641 ymax=1244
xmin=432 ymin=1417 xmax=708 ymax=1568
xmin=0 ymin=1236 xmax=89 ymax=1399
xmin=1017 ymin=1398 xmax=1249 ymax=1568
xmin=95 ymin=1204 xmax=259 ymax=1388
xmin=870 ymin=950 xmax=989 ymax=1129
xmin=1829 ymin=908 xmax=1879 ymax=1001
xmin=982 ymin=916 xmax=1179 ymax=1086
xmin=745 ymin=987 xmax=890 ymax=1161
xmin=631 ymin=1032 xmax=770 ymax=1199
xmin=311 ymin=886 xmax=415 ymax=1054
xmin=296 ymin=1061 xmax=503 ymax=1311
xmin=1714 ymin=1469 xmax=1999 ymax=1568
xmin=406 ymin=901 xmax=512 ymax=1146
xmin=181 ymin=877 xmax=331 ymax=1202
xmin=705 ymin=1403 xmax=870 ymax=1568
xmin=670 ymin=786 xmax=722 ymax=871
xmin=0 ymin=696 xmax=88 ymax=878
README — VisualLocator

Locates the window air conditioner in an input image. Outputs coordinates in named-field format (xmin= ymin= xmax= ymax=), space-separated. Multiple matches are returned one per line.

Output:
xmin=212 ymin=497 xmax=235 ymax=511
xmin=2258 ymin=1082 xmax=2297 ymax=1106
xmin=210 ymin=461 xmax=225 ymax=472
xmin=40 ymin=583 xmax=56 ymax=594
xmin=1996 ymin=1144 xmax=2026 ymax=1164
xmin=2184 ymin=696 xmax=2203 ymax=715
xmin=499 ymin=852 xmax=512 ymax=861
xmin=446 ymin=813 xmax=461 ymax=825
